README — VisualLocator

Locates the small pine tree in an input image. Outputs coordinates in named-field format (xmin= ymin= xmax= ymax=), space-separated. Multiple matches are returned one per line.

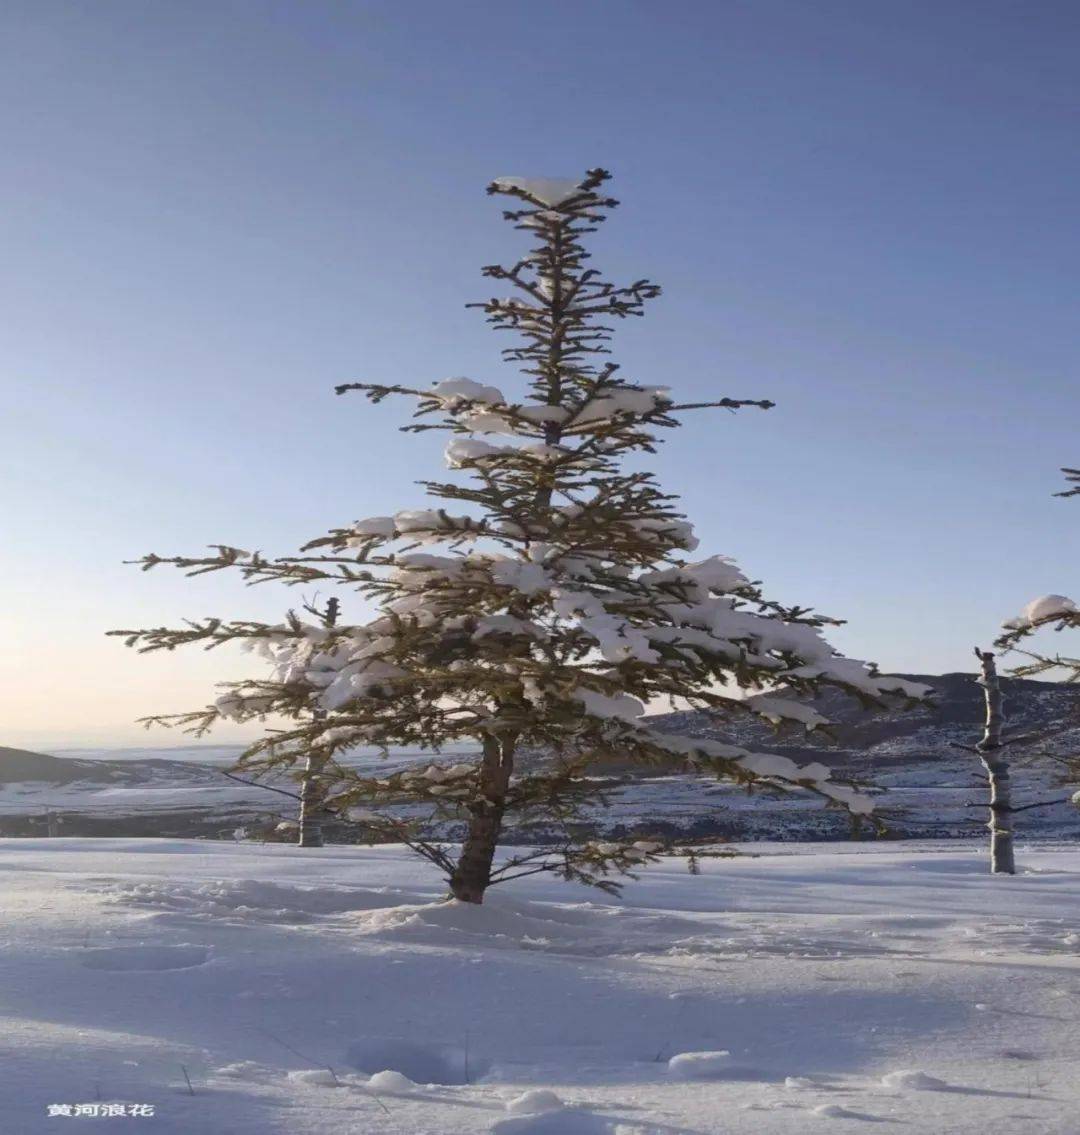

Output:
xmin=996 ymin=467 xmax=1080 ymax=675
xmin=972 ymin=647 xmax=1016 ymax=874
xmin=112 ymin=168 xmax=928 ymax=903
xmin=993 ymin=467 xmax=1080 ymax=821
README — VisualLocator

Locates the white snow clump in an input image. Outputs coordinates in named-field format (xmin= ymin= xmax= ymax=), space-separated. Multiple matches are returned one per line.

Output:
xmin=491 ymin=177 xmax=583 ymax=206
xmin=367 ymin=1069 xmax=417 ymax=1092
xmin=881 ymin=1069 xmax=949 ymax=1091
xmin=667 ymin=1050 xmax=732 ymax=1080
xmin=505 ymin=1089 xmax=566 ymax=1115
xmin=1004 ymin=593 xmax=1078 ymax=630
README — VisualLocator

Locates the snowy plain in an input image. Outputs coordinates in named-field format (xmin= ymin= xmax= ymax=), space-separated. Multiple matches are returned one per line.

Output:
xmin=1 ymin=839 xmax=1078 ymax=1134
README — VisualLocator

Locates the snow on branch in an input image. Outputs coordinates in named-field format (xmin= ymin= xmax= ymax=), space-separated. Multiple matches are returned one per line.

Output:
xmin=998 ymin=594 xmax=1079 ymax=643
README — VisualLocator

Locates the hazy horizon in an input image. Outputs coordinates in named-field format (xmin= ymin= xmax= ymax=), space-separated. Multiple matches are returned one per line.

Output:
xmin=3 ymin=1 xmax=1080 ymax=747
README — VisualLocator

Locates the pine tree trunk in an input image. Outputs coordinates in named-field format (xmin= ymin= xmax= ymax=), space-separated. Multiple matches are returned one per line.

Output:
xmin=298 ymin=597 xmax=339 ymax=849
xmin=975 ymin=648 xmax=1016 ymax=875
xmin=449 ymin=736 xmax=514 ymax=904
xmin=298 ymin=754 xmax=328 ymax=848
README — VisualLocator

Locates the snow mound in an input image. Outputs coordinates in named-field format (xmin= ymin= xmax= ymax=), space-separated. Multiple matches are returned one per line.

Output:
xmin=79 ymin=944 xmax=209 ymax=971
xmin=881 ymin=1069 xmax=949 ymax=1091
xmin=813 ymin=1104 xmax=857 ymax=1118
xmin=350 ymin=893 xmax=700 ymax=957
xmin=367 ymin=1070 xmax=418 ymax=1092
xmin=668 ymin=1050 xmax=732 ymax=1080
xmin=287 ymin=1068 xmax=342 ymax=1087
xmin=491 ymin=1108 xmax=616 ymax=1134
xmin=213 ymin=1061 xmax=273 ymax=1081
xmin=353 ymin=894 xmax=613 ymax=942
xmin=347 ymin=1038 xmax=480 ymax=1085
xmin=506 ymin=1089 xmax=565 ymax=1115
xmin=108 ymin=878 xmax=415 ymax=924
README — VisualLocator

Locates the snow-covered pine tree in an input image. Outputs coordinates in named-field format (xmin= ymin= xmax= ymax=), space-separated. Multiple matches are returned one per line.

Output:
xmin=112 ymin=168 xmax=929 ymax=903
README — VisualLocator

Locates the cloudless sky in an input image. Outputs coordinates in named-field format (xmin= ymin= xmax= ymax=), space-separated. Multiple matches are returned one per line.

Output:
xmin=2 ymin=0 xmax=1079 ymax=747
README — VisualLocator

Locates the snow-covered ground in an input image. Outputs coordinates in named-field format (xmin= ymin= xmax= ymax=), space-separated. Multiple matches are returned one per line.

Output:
xmin=1 ymin=839 xmax=1078 ymax=1133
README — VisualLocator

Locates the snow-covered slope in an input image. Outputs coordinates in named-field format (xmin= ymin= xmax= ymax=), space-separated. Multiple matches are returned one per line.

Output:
xmin=0 ymin=838 xmax=1077 ymax=1133
xmin=0 ymin=749 xmax=259 ymax=838
xmin=642 ymin=670 xmax=1080 ymax=840
xmin=652 ymin=671 xmax=1080 ymax=776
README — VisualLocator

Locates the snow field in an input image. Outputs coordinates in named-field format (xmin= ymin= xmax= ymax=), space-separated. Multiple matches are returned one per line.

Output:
xmin=0 ymin=839 xmax=1077 ymax=1133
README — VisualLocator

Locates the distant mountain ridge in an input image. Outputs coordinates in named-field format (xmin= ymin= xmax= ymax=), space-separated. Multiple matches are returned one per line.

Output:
xmin=2 ymin=672 xmax=1078 ymax=841
xmin=0 ymin=745 xmax=221 ymax=786
xmin=647 ymin=671 xmax=1080 ymax=772
xmin=0 ymin=746 xmax=116 ymax=785
xmin=627 ymin=671 xmax=1080 ymax=841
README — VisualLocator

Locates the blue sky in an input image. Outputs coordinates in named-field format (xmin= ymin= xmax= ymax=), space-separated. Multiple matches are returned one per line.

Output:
xmin=2 ymin=1 xmax=1079 ymax=746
